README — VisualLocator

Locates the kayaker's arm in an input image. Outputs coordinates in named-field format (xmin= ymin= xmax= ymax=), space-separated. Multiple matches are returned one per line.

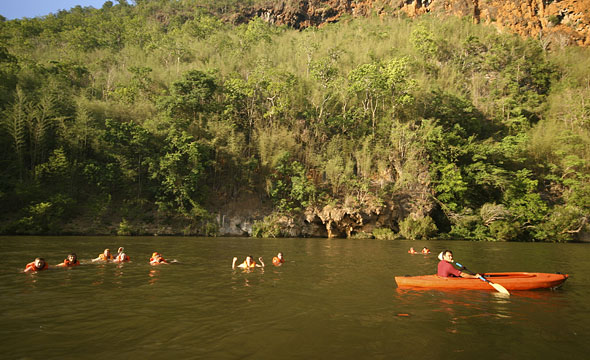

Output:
xmin=459 ymin=271 xmax=481 ymax=279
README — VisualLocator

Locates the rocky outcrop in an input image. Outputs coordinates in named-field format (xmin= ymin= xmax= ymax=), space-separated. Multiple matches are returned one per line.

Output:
xmin=231 ymin=0 xmax=590 ymax=47
xmin=303 ymin=194 xmax=401 ymax=238
xmin=217 ymin=213 xmax=256 ymax=236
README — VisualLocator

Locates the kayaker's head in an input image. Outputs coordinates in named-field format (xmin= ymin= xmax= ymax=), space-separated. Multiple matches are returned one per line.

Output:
xmin=441 ymin=250 xmax=454 ymax=263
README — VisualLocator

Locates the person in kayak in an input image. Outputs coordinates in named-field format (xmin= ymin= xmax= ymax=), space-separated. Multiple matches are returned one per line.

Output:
xmin=150 ymin=252 xmax=168 ymax=265
xmin=92 ymin=248 xmax=114 ymax=262
xmin=232 ymin=255 xmax=264 ymax=269
xmin=421 ymin=247 xmax=431 ymax=254
xmin=272 ymin=252 xmax=285 ymax=266
xmin=437 ymin=250 xmax=480 ymax=278
xmin=24 ymin=257 xmax=49 ymax=272
xmin=114 ymin=247 xmax=130 ymax=263
xmin=56 ymin=253 xmax=79 ymax=267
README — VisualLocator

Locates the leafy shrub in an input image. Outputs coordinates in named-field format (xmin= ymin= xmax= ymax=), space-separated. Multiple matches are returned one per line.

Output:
xmin=488 ymin=220 xmax=520 ymax=241
xmin=203 ymin=221 xmax=219 ymax=237
xmin=251 ymin=214 xmax=282 ymax=238
xmin=117 ymin=218 xmax=133 ymax=236
xmin=373 ymin=227 xmax=395 ymax=240
xmin=399 ymin=216 xmax=437 ymax=240
xmin=350 ymin=231 xmax=373 ymax=239
xmin=535 ymin=205 xmax=588 ymax=242
xmin=548 ymin=15 xmax=560 ymax=26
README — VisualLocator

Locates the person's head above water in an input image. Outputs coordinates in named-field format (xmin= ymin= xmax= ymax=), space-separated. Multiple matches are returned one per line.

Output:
xmin=34 ymin=257 xmax=46 ymax=268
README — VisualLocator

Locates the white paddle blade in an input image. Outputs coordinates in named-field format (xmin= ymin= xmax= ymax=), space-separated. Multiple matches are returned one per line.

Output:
xmin=491 ymin=282 xmax=510 ymax=295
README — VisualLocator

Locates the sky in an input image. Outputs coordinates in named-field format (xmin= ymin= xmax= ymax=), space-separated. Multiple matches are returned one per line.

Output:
xmin=0 ymin=1 xmax=110 ymax=20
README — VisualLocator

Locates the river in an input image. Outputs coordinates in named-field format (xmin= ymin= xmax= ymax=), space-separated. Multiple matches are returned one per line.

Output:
xmin=1 ymin=236 xmax=588 ymax=359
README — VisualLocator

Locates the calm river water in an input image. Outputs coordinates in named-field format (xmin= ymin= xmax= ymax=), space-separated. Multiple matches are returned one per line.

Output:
xmin=1 ymin=236 xmax=588 ymax=359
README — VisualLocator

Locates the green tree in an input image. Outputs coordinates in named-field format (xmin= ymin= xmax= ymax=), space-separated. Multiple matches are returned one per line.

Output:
xmin=269 ymin=152 xmax=316 ymax=213
xmin=161 ymin=69 xmax=218 ymax=126
xmin=1 ymin=87 xmax=27 ymax=180
xmin=503 ymin=169 xmax=548 ymax=238
xmin=348 ymin=62 xmax=386 ymax=135
xmin=410 ymin=24 xmax=438 ymax=61
xmin=102 ymin=119 xmax=152 ymax=198
xmin=149 ymin=128 xmax=210 ymax=218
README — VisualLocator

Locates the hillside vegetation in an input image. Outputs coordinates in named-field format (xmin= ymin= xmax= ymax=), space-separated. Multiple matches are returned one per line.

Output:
xmin=1 ymin=0 xmax=589 ymax=241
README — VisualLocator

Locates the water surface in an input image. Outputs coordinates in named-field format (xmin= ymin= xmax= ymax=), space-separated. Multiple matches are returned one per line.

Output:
xmin=1 ymin=236 xmax=587 ymax=359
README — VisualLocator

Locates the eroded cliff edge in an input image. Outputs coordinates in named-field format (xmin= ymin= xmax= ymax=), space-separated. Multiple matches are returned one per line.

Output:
xmin=230 ymin=0 xmax=590 ymax=48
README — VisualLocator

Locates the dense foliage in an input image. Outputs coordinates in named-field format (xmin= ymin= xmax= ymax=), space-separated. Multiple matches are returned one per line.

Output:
xmin=1 ymin=0 xmax=589 ymax=241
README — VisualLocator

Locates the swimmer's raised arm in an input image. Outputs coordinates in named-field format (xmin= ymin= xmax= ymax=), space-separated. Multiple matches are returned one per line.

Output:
xmin=232 ymin=257 xmax=238 ymax=269
xmin=258 ymin=257 xmax=265 ymax=268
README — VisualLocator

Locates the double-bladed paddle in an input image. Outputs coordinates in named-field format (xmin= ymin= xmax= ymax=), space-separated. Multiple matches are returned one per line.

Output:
xmin=455 ymin=262 xmax=510 ymax=295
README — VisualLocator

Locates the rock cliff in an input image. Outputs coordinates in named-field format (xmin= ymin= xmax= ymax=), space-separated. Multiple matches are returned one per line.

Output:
xmin=233 ymin=0 xmax=590 ymax=47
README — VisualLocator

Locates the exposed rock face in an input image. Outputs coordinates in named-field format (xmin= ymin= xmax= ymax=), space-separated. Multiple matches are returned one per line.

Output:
xmin=213 ymin=191 xmax=271 ymax=236
xmin=217 ymin=213 xmax=255 ymax=236
xmin=303 ymin=195 xmax=401 ymax=238
xmin=235 ymin=0 xmax=590 ymax=47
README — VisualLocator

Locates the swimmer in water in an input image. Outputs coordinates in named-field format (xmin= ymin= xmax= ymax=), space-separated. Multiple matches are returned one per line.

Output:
xmin=232 ymin=255 xmax=264 ymax=269
xmin=92 ymin=248 xmax=114 ymax=262
xmin=114 ymin=247 xmax=130 ymax=263
xmin=150 ymin=252 xmax=168 ymax=265
xmin=272 ymin=252 xmax=285 ymax=266
xmin=24 ymin=257 xmax=49 ymax=272
xmin=56 ymin=253 xmax=79 ymax=267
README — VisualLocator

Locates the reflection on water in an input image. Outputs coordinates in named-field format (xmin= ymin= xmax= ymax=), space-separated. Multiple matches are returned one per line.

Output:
xmin=0 ymin=236 xmax=589 ymax=359
xmin=148 ymin=268 xmax=159 ymax=285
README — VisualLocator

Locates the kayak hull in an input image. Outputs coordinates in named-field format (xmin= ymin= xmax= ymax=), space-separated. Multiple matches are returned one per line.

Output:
xmin=395 ymin=272 xmax=568 ymax=291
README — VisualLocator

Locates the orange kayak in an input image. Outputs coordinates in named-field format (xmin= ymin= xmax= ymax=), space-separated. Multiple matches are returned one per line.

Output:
xmin=395 ymin=272 xmax=568 ymax=291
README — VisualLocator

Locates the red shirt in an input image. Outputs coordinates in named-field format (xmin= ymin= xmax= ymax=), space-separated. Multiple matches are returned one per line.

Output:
xmin=438 ymin=260 xmax=461 ymax=277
